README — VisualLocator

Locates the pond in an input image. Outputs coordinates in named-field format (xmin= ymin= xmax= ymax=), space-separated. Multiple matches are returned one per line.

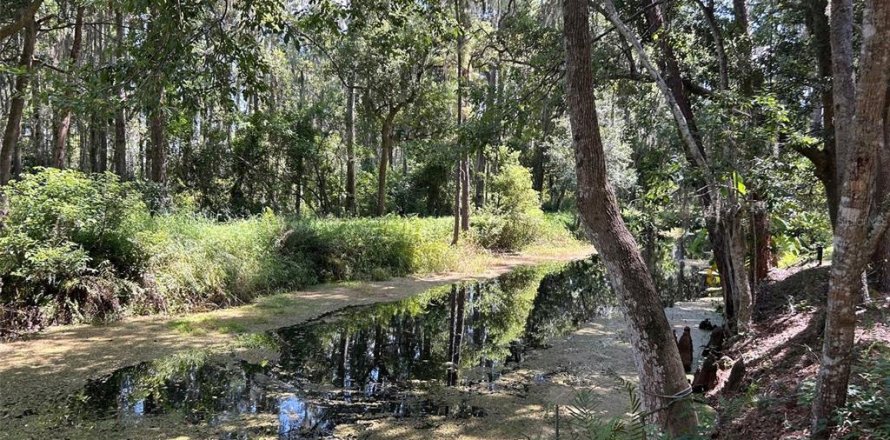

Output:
xmin=66 ymin=257 xmax=618 ymax=438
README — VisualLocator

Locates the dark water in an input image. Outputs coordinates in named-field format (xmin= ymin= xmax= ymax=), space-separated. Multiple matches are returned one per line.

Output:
xmin=67 ymin=257 xmax=616 ymax=438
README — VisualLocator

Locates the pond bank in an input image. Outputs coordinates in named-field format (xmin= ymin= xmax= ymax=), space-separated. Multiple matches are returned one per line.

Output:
xmin=0 ymin=247 xmax=591 ymax=438
xmin=3 ymin=249 xmax=724 ymax=440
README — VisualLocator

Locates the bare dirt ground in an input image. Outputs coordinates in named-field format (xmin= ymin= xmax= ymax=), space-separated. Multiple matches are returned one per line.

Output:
xmin=0 ymin=247 xmax=591 ymax=438
xmin=336 ymin=297 xmax=723 ymax=440
xmin=713 ymin=264 xmax=890 ymax=440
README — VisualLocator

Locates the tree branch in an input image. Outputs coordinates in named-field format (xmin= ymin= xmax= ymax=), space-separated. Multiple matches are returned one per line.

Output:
xmin=0 ymin=0 xmax=43 ymax=41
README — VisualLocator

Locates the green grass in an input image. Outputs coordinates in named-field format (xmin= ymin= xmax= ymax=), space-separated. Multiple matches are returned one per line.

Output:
xmin=135 ymin=211 xmax=582 ymax=318
xmin=0 ymin=167 xmax=584 ymax=330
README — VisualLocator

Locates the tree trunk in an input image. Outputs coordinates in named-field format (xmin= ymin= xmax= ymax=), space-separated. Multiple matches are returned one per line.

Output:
xmin=563 ymin=0 xmax=697 ymax=434
xmin=802 ymin=0 xmax=839 ymax=226
xmin=460 ymin=157 xmax=469 ymax=230
xmin=751 ymin=197 xmax=772 ymax=283
xmin=1 ymin=17 xmax=37 ymax=185
xmin=609 ymin=0 xmax=752 ymax=332
xmin=148 ymin=91 xmax=167 ymax=184
xmin=376 ymin=113 xmax=394 ymax=216
xmin=458 ymin=0 xmax=470 ymax=231
xmin=874 ymin=99 xmax=890 ymax=292
xmin=345 ymin=84 xmax=356 ymax=215
xmin=830 ymin=0 xmax=856 ymax=191
xmin=0 ymin=1 xmax=43 ymax=42
xmin=113 ymin=9 xmax=127 ymax=179
xmin=812 ymin=1 xmax=890 ymax=436
xmin=52 ymin=5 xmax=85 ymax=169
xmin=452 ymin=159 xmax=462 ymax=245
xmin=31 ymin=75 xmax=45 ymax=166
xmin=695 ymin=0 xmax=729 ymax=91
xmin=453 ymin=0 xmax=471 ymax=240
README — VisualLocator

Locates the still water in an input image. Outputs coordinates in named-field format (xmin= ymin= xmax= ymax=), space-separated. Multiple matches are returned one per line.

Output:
xmin=68 ymin=258 xmax=617 ymax=438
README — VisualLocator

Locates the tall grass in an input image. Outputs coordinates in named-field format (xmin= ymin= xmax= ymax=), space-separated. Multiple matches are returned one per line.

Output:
xmin=0 ymin=169 xmax=584 ymax=334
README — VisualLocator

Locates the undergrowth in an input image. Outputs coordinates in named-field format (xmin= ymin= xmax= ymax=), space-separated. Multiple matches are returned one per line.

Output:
xmin=0 ymin=169 xmax=582 ymax=337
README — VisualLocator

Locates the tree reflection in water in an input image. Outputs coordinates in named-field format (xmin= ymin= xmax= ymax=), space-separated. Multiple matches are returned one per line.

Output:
xmin=69 ymin=257 xmax=616 ymax=438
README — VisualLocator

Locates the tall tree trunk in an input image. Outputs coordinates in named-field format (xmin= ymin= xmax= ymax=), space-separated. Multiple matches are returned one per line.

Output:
xmin=114 ymin=110 xmax=127 ymax=177
xmin=563 ymin=0 xmax=697 ymax=434
xmin=148 ymin=90 xmax=167 ymax=184
xmin=460 ymin=157 xmax=469 ymax=230
xmin=695 ymin=0 xmax=729 ymax=91
xmin=453 ymin=0 xmax=471 ymax=241
xmin=452 ymin=160 xmax=462 ymax=244
xmin=31 ymin=74 xmax=45 ymax=166
xmin=801 ymin=0 xmax=839 ymax=226
xmin=52 ymin=5 xmax=85 ymax=169
xmin=0 ymin=0 xmax=43 ymax=42
xmin=609 ymin=0 xmax=752 ymax=332
xmin=458 ymin=0 xmax=470 ymax=232
xmin=1 ymin=17 xmax=37 ymax=185
xmin=812 ymin=1 xmax=890 ymax=436
xmin=830 ymin=0 xmax=856 ymax=191
xmin=376 ymin=112 xmax=394 ymax=216
xmin=345 ymin=84 xmax=356 ymax=215
xmin=874 ymin=99 xmax=890 ymax=292
xmin=113 ymin=9 xmax=127 ymax=178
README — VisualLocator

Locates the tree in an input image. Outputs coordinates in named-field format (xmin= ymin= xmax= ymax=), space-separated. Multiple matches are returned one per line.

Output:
xmin=51 ymin=4 xmax=84 ymax=169
xmin=0 ymin=0 xmax=42 ymax=42
xmin=602 ymin=0 xmax=753 ymax=332
xmin=1 ymin=11 xmax=38 ymax=185
xmin=810 ymin=0 xmax=890 ymax=437
xmin=562 ymin=0 xmax=697 ymax=434
xmin=452 ymin=0 xmax=470 ymax=243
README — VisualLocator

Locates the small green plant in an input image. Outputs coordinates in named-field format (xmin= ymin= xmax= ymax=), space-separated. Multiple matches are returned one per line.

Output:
xmin=834 ymin=344 xmax=890 ymax=439
xmin=564 ymin=382 xmax=646 ymax=440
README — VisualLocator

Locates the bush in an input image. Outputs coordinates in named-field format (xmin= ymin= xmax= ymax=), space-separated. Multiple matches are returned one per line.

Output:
xmin=281 ymin=216 xmax=462 ymax=281
xmin=0 ymin=169 xmax=149 ymax=324
xmin=835 ymin=344 xmax=890 ymax=439
xmin=137 ymin=210 xmax=310 ymax=311
xmin=471 ymin=152 xmax=547 ymax=252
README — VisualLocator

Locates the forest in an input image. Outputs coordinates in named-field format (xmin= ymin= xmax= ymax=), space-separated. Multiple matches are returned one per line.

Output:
xmin=0 ymin=0 xmax=888 ymax=439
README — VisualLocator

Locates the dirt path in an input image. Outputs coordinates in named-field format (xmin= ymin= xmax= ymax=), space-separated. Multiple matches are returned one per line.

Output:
xmin=0 ymin=247 xmax=591 ymax=428
xmin=338 ymin=297 xmax=723 ymax=439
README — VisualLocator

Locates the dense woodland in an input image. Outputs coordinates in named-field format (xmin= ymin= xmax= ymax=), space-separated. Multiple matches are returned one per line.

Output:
xmin=1 ymin=0 xmax=889 ymax=438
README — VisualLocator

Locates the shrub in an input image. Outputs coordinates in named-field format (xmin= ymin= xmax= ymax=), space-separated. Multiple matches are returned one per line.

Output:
xmin=835 ymin=344 xmax=890 ymax=439
xmin=471 ymin=152 xmax=547 ymax=252
xmin=0 ymin=169 xmax=149 ymax=323
xmin=137 ymin=210 xmax=311 ymax=310
xmin=0 ymin=169 xmax=580 ymax=337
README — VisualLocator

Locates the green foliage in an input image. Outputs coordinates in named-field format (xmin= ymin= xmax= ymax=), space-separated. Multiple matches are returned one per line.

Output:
xmin=472 ymin=150 xmax=547 ymax=251
xmin=0 ymin=169 xmax=580 ymax=334
xmin=281 ymin=216 xmax=463 ymax=282
xmin=0 ymin=169 xmax=148 ymax=322
xmin=558 ymin=378 xmax=646 ymax=440
xmin=835 ymin=344 xmax=890 ymax=439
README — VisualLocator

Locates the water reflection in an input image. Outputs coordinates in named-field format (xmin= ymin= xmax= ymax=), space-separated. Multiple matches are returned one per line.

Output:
xmin=69 ymin=257 xmax=614 ymax=438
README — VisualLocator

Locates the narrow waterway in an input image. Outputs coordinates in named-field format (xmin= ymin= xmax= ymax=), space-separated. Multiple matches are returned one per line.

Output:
xmin=62 ymin=258 xmax=619 ymax=438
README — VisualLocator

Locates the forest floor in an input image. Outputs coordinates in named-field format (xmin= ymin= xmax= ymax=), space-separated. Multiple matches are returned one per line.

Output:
xmin=713 ymin=264 xmax=890 ymax=440
xmin=0 ymin=245 xmax=592 ymax=438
